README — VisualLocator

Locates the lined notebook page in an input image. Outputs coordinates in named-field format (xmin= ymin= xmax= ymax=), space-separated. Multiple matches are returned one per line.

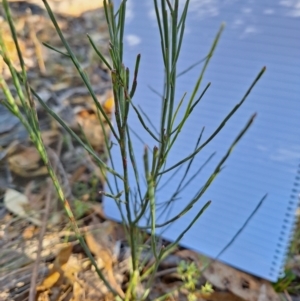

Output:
xmin=104 ymin=0 xmax=300 ymax=281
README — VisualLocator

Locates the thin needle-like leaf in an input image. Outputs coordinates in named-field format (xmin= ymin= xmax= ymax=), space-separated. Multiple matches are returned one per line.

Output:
xmin=145 ymin=113 xmax=256 ymax=230
xmin=126 ymin=127 xmax=143 ymax=203
xmin=138 ymin=105 xmax=160 ymax=136
xmin=215 ymin=193 xmax=268 ymax=260
xmin=130 ymin=100 xmax=161 ymax=143
xmin=130 ymin=54 xmax=141 ymax=98
xmin=42 ymin=0 xmax=118 ymax=140
xmin=160 ymin=67 xmax=266 ymax=175
xmin=148 ymin=85 xmax=163 ymax=98
xmin=42 ymin=42 xmax=70 ymax=57
xmin=24 ymin=80 xmax=123 ymax=180
xmin=177 ymin=56 xmax=208 ymax=78
xmin=87 ymin=35 xmax=112 ymax=70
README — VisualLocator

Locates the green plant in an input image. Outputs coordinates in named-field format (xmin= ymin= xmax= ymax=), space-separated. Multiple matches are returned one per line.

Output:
xmin=177 ymin=260 xmax=205 ymax=301
xmin=0 ymin=0 xmax=266 ymax=300
xmin=162 ymin=261 xmax=214 ymax=301
xmin=178 ymin=261 xmax=200 ymax=291
xmin=273 ymin=269 xmax=297 ymax=294
xmin=73 ymin=198 xmax=90 ymax=219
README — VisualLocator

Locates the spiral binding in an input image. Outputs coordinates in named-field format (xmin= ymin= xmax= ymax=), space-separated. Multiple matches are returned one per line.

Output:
xmin=269 ymin=162 xmax=300 ymax=279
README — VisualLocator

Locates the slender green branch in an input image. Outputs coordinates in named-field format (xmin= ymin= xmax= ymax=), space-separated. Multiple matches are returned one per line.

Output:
xmin=87 ymin=35 xmax=112 ymax=70
xmin=42 ymin=0 xmax=118 ymax=140
xmin=42 ymin=42 xmax=70 ymax=57
xmin=159 ymin=67 xmax=266 ymax=175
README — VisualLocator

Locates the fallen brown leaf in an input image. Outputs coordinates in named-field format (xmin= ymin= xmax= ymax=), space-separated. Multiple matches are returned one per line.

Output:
xmin=37 ymin=243 xmax=73 ymax=291
xmin=203 ymin=261 xmax=280 ymax=301
xmin=8 ymin=146 xmax=48 ymax=177
xmin=4 ymin=188 xmax=41 ymax=226
xmin=199 ymin=291 xmax=246 ymax=301
xmin=85 ymin=217 xmax=125 ymax=298
xmin=22 ymin=225 xmax=38 ymax=239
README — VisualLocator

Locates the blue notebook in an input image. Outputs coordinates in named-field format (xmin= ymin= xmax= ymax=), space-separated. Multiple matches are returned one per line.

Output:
xmin=104 ymin=0 xmax=300 ymax=281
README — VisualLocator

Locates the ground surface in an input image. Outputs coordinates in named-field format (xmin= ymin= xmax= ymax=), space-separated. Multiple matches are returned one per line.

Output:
xmin=0 ymin=1 xmax=299 ymax=301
